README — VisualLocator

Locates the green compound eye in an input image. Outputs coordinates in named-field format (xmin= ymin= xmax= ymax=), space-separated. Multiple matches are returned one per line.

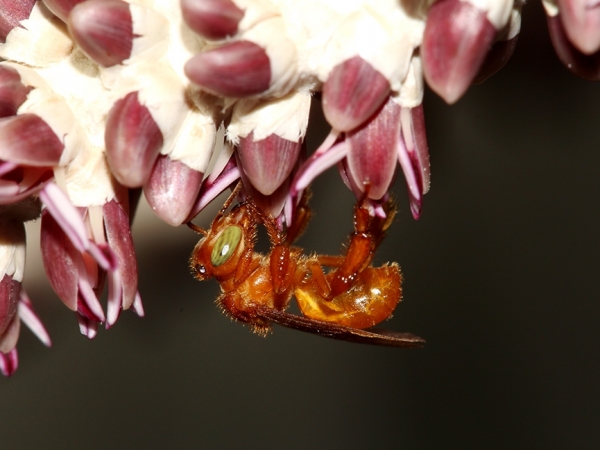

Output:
xmin=210 ymin=225 xmax=243 ymax=267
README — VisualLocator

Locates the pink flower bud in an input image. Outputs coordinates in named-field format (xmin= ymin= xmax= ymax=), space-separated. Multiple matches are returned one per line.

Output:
xmin=0 ymin=114 xmax=64 ymax=166
xmin=558 ymin=0 xmax=600 ymax=54
xmin=184 ymin=40 xmax=271 ymax=97
xmin=0 ymin=274 xmax=19 ymax=339
xmin=422 ymin=0 xmax=496 ymax=104
xmin=105 ymin=91 xmax=164 ymax=188
xmin=181 ymin=0 xmax=244 ymax=40
xmin=68 ymin=0 xmax=133 ymax=67
xmin=144 ymin=155 xmax=204 ymax=226
xmin=547 ymin=12 xmax=600 ymax=80
xmin=346 ymin=97 xmax=400 ymax=200
xmin=237 ymin=132 xmax=301 ymax=196
xmin=322 ymin=56 xmax=391 ymax=132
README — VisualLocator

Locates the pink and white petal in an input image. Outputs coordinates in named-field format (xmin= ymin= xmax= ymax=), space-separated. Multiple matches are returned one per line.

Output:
xmin=239 ymin=169 xmax=290 ymax=219
xmin=291 ymin=138 xmax=348 ymax=197
xmin=105 ymin=269 xmax=122 ymax=328
xmin=322 ymin=56 xmax=391 ymax=132
xmin=422 ymin=0 xmax=497 ymax=104
xmin=0 ymin=310 xmax=20 ymax=353
xmin=105 ymin=91 xmax=164 ymax=188
xmin=0 ymin=348 xmax=18 ymax=376
xmin=131 ymin=292 xmax=144 ymax=317
xmin=77 ymin=269 xmax=106 ymax=323
xmin=40 ymin=183 xmax=116 ymax=271
xmin=346 ymin=97 xmax=401 ymax=200
xmin=0 ymin=173 xmax=52 ymax=205
xmin=181 ymin=0 xmax=244 ymax=40
xmin=76 ymin=313 xmax=98 ymax=339
xmin=40 ymin=208 xmax=81 ymax=310
xmin=547 ymin=12 xmax=600 ymax=80
xmin=18 ymin=290 xmax=51 ymax=347
xmin=0 ymin=63 xmax=32 ymax=118
xmin=397 ymin=133 xmax=423 ymax=220
xmin=237 ymin=132 xmax=301 ymax=196
xmin=144 ymin=155 xmax=203 ymax=226
xmin=186 ymin=155 xmax=241 ymax=221
xmin=68 ymin=0 xmax=133 ymax=67
xmin=558 ymin=0 xmax=600 ymax=54
xmin=184 ymin=40 xmax=271 ymax=97
xmin=0 ymin=0 xmax=36 ymax=42
xmin=401 ymin=105 xmax=431 ymax=195
xmin=0 ymin=274 xmax=19 ymax=336
xmin=103 ymin=199 xmax=138 ymax=309
xmin=0 ymin=114 xmax=64 ymax=166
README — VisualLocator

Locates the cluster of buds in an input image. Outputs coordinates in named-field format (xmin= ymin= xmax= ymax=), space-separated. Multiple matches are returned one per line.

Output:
xmin=0 ymin=0 xmax=597 ymax=375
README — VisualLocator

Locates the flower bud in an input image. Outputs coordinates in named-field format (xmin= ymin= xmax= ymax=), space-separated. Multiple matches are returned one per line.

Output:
xmin=105 ymin=91 xmax=164 ymax=187
xmin=181 ymin=0 xmax=244 ymax=40
xmin=185 ymin=40 xmax=271 ymax=97
xmin=323 ymin=56 xmax=390 ymax=132
xmin=68 ymin=0 xmax=134 ymax=67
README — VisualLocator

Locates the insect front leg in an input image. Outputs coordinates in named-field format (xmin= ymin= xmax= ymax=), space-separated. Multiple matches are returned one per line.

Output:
xmin=327 ymin=197 xmax=396 ymax=297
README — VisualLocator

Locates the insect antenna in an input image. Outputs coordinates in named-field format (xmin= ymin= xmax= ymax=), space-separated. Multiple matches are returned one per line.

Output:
xmin=186 ymin=222 xmax=207 ymax=235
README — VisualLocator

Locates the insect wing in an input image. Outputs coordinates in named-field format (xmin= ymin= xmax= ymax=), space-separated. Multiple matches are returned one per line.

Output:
xmin=255 ymin=306 xmax=425 ymax=348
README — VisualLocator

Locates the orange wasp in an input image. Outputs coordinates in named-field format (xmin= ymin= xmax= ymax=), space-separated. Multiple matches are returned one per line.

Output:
xmin=188 ymin=183 xmax=424 ymax=347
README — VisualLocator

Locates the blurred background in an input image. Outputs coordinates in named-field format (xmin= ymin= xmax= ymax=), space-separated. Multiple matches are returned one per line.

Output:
xmin=2 ymin=2 xmax=600 ymax=448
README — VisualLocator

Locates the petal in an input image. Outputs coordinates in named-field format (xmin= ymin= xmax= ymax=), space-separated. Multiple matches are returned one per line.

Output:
xmin=40 ymin=183 xmax=116 ymax=271
xmin=144 ymin=155 xmax=203 ymax=226
xmin=131 ymin=292 xmax=144 ymax=317
xmin=397 ymin=128 xmax=423 ymax=220
xmin=402 ymin=105 xmax=431 ymax=195
xmin=42 ymin=0 xmax=84 ymax=23
xmin=0 ymin=114 xmax=64 ymax=166
xmin=186 ymin=153 xmax=241 ymax=221
xmin=68 ymin=0 xmax=133 ymax=67
xmin=322 ymin=56 xmax=391 ymax=132
xmin=0 ymin=310 xmax=20 ymax=353
xmin=0 ymin=348 xmax=18 ymax=376
xmin=422 ymin=0 xmax=497 ymax=104
xmin=181 ymin=0 xmax=244 ymax=40
xmin=346 ymin=97 xmax=401 ymax=200
xmin=0 ymin=0 xmax=36 ymax=43
xmin=105 ymin=91 xmax=164 ymax=188
xmin=547 ymin=12 xmax=600 ymax=80
xmin=0 ymin=166 xmax=53 ymax=205
xmin=0 ymin=63 xmax=32 ymax=118
xmin=40 ymin=209 xmax=79 ymax=310
xmin=237 ymin=132 xmax=301 ymax=196
xmin=0 ymin=274 xmax=19 ymax=336
xmin=103 ymin=199 xmax=138 ymax=310
xmin=185 ymin=40 xmax=271 ymax=97
xmin=76 ymin=312 xmax=98 ymax=339
xmin=558 ymin=0 xmax=600 ymax=54
xmin=291 ymin=132 xmax=348 ymax=197
xmin=105 ymin=269 xmax=122 ymax=328
xmin=18 ymin=290 xmax=51 ymax=347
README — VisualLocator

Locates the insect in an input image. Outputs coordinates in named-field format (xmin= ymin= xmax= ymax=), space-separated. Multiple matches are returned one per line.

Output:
xmin=188 ymin=183 xmax=424 ymax=347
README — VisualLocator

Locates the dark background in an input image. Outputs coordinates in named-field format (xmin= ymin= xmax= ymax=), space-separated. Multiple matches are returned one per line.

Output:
xmin=3 ymin=2 xmax=600 ymax=448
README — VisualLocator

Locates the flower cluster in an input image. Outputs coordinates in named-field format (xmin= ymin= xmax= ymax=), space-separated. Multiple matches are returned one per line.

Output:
xmin=0 ymin=0 xmax=597 ymax=375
